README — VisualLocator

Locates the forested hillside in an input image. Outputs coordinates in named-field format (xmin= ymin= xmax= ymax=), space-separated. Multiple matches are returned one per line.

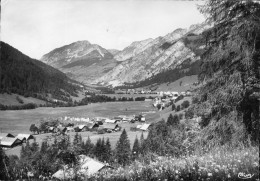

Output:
xmin=189 ymin=0 xmax=260 ymax=146
xmin=0 ymin=42 xmax=79 ymax=101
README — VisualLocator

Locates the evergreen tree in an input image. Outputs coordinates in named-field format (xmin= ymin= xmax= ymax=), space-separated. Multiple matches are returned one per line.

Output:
xmin=0 ymin=148 xmax=9 ymax=180
xmin=132 ymin=136 xmax=140 ymax=160
xmin=167 ymin=114 xmax=174 ymax=126
xmin=176 ymin=105 xmax=181 ymax=112
xmin=40 ymin=141 xmax=48 ymax=153
xmin=115 ymin=129 xmax=131 ymax=166
xmin=104 ymin=138 xmax=112 ymax=163
xmin=94 ymin=138 xmax=105 ymax=161
xmin=173 ymin=115 xmax=180 ymax=126
xmin=83 ymin=136 xmax=94 ymax=156
xmin=73 ymin=132 xmax=82 ymax=146
xmin=139 ymin=132 xmax=145 ymax=155
xmin=172 ymin=103 xmax=176 ymax=111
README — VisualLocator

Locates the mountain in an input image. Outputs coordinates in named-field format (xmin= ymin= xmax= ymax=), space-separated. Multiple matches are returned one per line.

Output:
xmin=0 ymin=42 xmax=80 ymax=102
xmin=108 ymin=49 xmax=120 ymax=56
xmin=41 ymin=22 xmax=210 ymax=87
xmin=95 ymin=22 xmax=211 ymax=87
xmin=114 ymin=38 xmax=154 ymax=62
xmin=41 ymin=41 xmax=119 ymax=84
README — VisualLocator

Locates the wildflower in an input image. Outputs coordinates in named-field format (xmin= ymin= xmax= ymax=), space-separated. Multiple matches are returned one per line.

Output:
xmin=208 ymin=173 xmax=213 ymax=177
xmin=227 ymin=174 xmax=231 ymax=178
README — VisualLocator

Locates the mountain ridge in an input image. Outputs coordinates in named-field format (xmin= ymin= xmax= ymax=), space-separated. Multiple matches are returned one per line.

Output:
xmin=40 ymin=22 xmax=211 ymax=87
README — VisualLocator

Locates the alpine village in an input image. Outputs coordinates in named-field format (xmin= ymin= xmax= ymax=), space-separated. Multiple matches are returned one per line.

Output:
xmin=0 ymin=0 xmax=259 ymax=181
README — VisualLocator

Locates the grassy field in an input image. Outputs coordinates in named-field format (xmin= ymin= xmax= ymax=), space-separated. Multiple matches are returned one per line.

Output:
xmin=0 ymin=93 xmax=46 ymax=106
xmin=0 ymin=101 xmax=155 ymax=156
xmin=99 ymin=94 xmax=158 ymax=99
xmin=153 ymin=75 xmax=198 ymax=92
xmin=0 ymin=101 xmax=158 ymax=134
xmin=1 ymin=98 xmax=191 ymax=157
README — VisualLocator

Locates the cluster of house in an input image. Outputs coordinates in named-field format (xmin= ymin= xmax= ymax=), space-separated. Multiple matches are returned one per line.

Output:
xmin=152 ymin=91 xmax=191 ymax=109
xmin=0 ymin=133 xmax=34 ymax=149
xmin=52 ymin=154 xmax=113 ymax=180
xmin=115 ymin=88 xmax=192 ymax=96
xmin=115 ymin=89 xmax=157 ymax=94
xmin=46 ymin=114 xmax=147 ymax=135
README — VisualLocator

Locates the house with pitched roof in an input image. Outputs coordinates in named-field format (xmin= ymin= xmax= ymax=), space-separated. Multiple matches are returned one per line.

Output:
xmin=0 ymin=137 xmax=23 ymax=148
xmin=52 ymin=155 xmax=113 ymax=180
xmin=0 ymin=133 xmax=15 ymax=140
xmin=16 ymin=134 xmax=34 ymax=142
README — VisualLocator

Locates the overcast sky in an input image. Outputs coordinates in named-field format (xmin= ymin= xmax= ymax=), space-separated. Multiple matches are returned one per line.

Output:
xmin=2 ymin=0 xmax=205 ymax=59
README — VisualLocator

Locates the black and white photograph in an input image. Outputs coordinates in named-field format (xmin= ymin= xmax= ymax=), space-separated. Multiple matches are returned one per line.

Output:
xmin=0 ymin=0 xmax=259 ymax=180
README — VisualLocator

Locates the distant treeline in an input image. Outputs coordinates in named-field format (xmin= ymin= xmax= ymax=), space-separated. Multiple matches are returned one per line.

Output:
xmin=0 ymin=93 xmax=147 ymax=111
xmin=0 ymin=103 xmax=37 ymax=110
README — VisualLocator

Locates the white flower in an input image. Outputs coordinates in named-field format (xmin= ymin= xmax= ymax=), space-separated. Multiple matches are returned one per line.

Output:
xmin=208 ymin=173 xmax=213 ymax=177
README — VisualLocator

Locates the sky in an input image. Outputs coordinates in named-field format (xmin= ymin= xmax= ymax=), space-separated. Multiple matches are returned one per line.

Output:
xmin=1 ymin=0 xmax=205 ymax=59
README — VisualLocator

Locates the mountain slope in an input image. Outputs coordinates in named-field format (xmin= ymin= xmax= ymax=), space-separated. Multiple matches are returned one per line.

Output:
xmin=114 ymin=38 xmax=154 ymax=62
xmin=0 ymin=42 xmax=79 ymax=101
xmin=41 ymin=23 xmax=210 ymax=87
xmin=41 ymin=41 xmax=118 ymax=84
xmin=95 ymin=23 xmax=210 ymax=87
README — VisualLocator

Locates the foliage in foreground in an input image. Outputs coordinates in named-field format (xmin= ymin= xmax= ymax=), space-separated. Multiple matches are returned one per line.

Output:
xmin=90 ymin=146 xmax=259 ymax=181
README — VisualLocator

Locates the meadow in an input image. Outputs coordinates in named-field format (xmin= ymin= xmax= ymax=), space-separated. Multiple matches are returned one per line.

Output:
xmin=90 ymin=146 xmax=259 ymax=181
xmin=0 ymin=101 xmax=158 ymax=134
xmin=0 ymin=101 xmax=155 ymax=156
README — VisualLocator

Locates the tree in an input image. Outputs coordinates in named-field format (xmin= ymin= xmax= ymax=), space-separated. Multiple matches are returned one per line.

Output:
xmin=39 ymin=120 xmax=49 ymax=133
xmin=173 ymin=115 xmax=180 ymax=126
xmin=29 ymin=124 xmax=39 ymax=134
xmin=0 ymin=148 xmax=9 ymax=180
xmin=83 ymin=136 xmax=94 ymax=156
xmin=139 ymin=132 xmax=146 ymax=155
xmin=181 ymin=100 xmax=190 ymax=109
xmin=103 ymin=138 xmax=112 ymax=163
xmin=115 ymin=129 xmax=131 ymax=166
xmin=167 ymin=114 xmax=174 ymax=126
xmin=179 ymin=113 xmax=183 ymax=120
xmin=40 ymin=141 xmax=48 ymax=153
xmin=94 ymin=138 xmax=103 ymax=161
xmin=185 ymin=108 xmax=194 ymax=119
xmin=171 ymin=103 xmax=176 ymax=111
xmin=197 ymin=0 xmax=260 ymax=144
xmin=176 ymin=105 xmax=181 ymax=112
xmin=73 ymin=133 xmax=82 ymax=147
xmin=145 ymin=120 xmax=169 ymax=155
xmin=132 ymin=136 xmax=140 ymax=160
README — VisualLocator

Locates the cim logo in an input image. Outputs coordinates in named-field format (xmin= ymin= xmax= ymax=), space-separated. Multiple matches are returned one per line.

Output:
xmin=238 ymin=172 xmax=254 ymax=179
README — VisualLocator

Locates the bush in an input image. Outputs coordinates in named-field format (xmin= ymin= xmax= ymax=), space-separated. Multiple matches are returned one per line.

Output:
xmin=181 ymin=100 xmax=190 ymax=109
xmin=16 ymin=96 xmax=24 ymax=104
